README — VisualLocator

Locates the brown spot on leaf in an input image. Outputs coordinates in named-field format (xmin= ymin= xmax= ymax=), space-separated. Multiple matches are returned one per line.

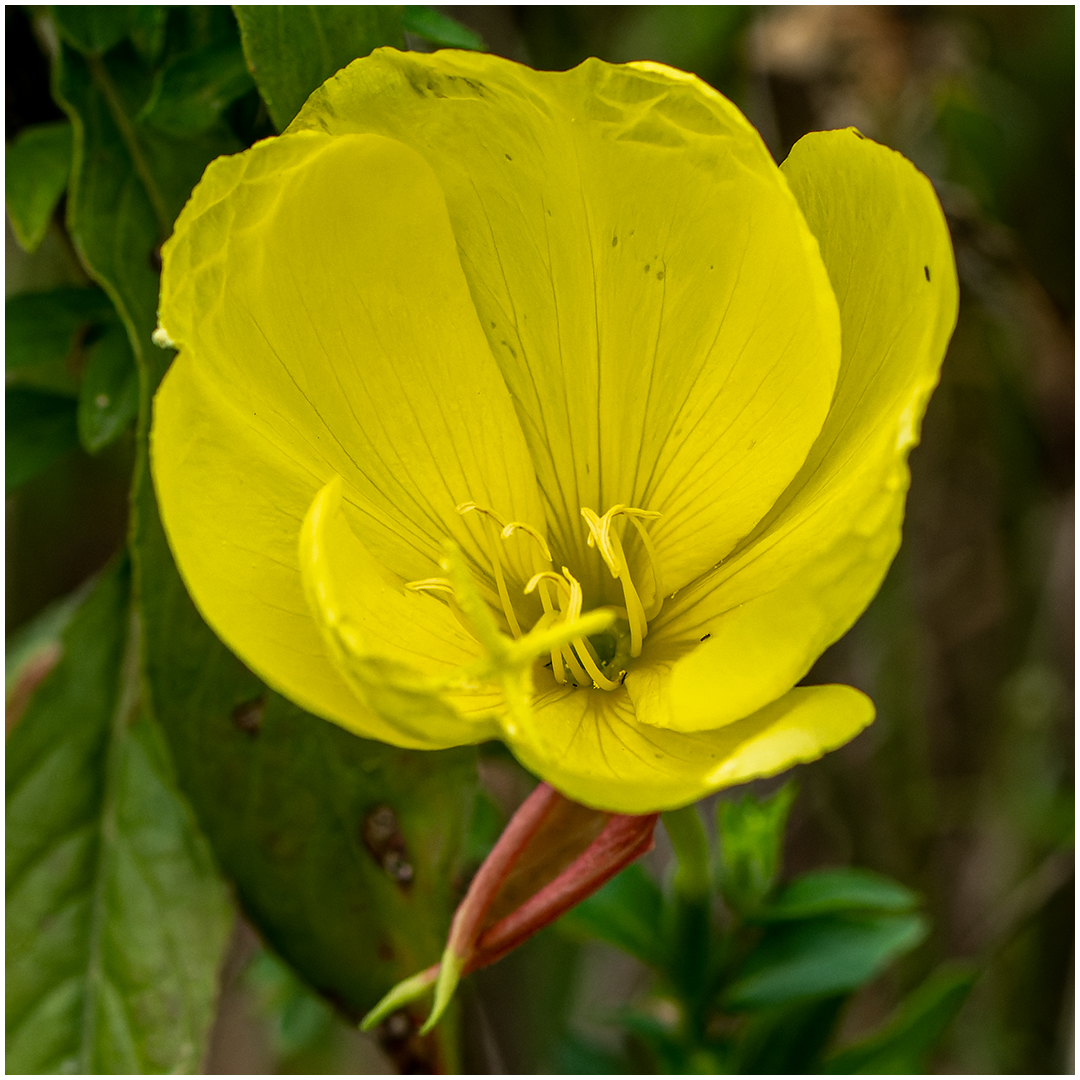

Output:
xmin=362 ymin=804 xmax=414 ymax=888
xmin=231 ymin=696 xmax=265 ymax=736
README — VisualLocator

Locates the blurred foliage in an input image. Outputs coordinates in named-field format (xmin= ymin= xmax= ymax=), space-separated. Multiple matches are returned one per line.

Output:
xmin=547 ymin=787 xmax=973 ymax=1073
xmin=6 ymin=4 xmax=1072 ymax=1074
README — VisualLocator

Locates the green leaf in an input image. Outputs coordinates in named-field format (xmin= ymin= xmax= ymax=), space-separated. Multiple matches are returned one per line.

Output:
xmin=6 ymin=580 xmax=94 ymax=697
xmin=77 ymin=321 xmax=139 ymax=452
xmin=51 ymin=6 xmax=139 ymax=56
xmin=725 ymin=912 xmax=929 ymax=1009
xmin=6 ymin=286 xmax=113 ymax=395
xmin=127 ymin=6 xmax=167 ymax=64
xmin=233 ymin=5 xmax=406 ymax=131
xmin=5 ymin=121 xmax=73 ymax=253
xmin=6 ymin=561 xmax=233 ymax=1073
xmin=756 ymin=868 xmax=920 ymax=922
xmin=734 ymin=995 xmax=847 ymax=1074
xmin=717 ymin=782 xmax=797 ymax=916
xmin=131 ymin=453 xmax=471 ymax=1070
xmin=6 ymin=388 xmax=80 ymax=491
xmin=52 ymin=31 xmax=241 ymax=375
xmin=822 ymin=963 xmax=977 ymax=1073
xmin=402 ymin=6 xmax=484 ymax=50
xmin=556 ymin=861 xmax=664 ymax=968
xmin=140 ymin=40 xmax=255 ymax=135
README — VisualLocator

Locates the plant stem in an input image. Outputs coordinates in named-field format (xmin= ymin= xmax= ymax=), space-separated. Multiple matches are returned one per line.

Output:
xmin=663 ymin=803 xmax=711 ymax=900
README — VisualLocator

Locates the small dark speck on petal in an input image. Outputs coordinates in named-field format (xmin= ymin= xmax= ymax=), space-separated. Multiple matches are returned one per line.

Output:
xmin=490 ymin=320 xmax=496 ymax=328
xmin=924 ymin=265 xmax=931 ymax=281
xmin=612 ymin=235 xmax=618 ymax=247
xmin=656 ymin=270 xmax=665 ymax=281
xmin=505 ymin=153 xmax=512 ymax=161
xmin=700 ymin=632 xmax=712 ymax=642
xmin=644 ymin=264 xmax=651 ymax=273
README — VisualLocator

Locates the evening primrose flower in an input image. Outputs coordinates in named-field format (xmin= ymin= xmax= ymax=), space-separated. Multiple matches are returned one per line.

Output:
xmin=150 ymin=49 xmax=957 ymax=814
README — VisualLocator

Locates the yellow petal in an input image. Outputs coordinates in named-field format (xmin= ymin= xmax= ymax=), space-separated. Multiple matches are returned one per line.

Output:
xmin=504 ymin=682 xmax=873 ymax=814
xmin=152 ymin=131 xmax=547 ymax=744
xmin=152 ymin=355 xmax=420 ymax=745
xmin=156 ymin=129 xmax=545 ymax=592
xmin=291 ymin=50 xmax=841 ymax=600
xmin=299 ymin=476 xmax=502 ymax=747
xmin=648 ymin=129 xmax=958 ymax=730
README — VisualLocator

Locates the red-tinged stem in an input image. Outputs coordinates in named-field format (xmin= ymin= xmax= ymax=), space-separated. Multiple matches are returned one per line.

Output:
xmin=362 ymin=784 xmax=659 ymax=1035
xmin=467 ymin=810 xmax=659 ymax=972
xmin=444 ymin=781 xmax=561 ymax=962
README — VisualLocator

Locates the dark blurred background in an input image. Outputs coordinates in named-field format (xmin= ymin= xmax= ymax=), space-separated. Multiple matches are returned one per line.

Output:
xmin=7 ymin=5 xmax=1073 ymax=1073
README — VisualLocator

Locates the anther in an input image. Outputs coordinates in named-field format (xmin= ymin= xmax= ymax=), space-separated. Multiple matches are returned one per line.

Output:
xmin=405 ymin=578 xmax=474 ymax=638
xmin=501 ymin=521 xmax=552 ymax=565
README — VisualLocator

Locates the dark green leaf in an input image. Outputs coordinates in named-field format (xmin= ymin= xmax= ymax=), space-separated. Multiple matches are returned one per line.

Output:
xmin=244 ymin=949 xmax=337 ymax=1060
xmin=51 ymin=6 xmax=139 ymax=56
xmin=140 ymin=41 xmax=255 ymax=135
xmin=127 ymin=6 xmax=167 ymax=64
xmin=6 ymin=562 xmax=233 ymax=1073
xmin=77 ymin=321 xmax=139 ymax=452
xmin=552 ymin=1032 xmax=628 ymax=1074
xmin=717 ymin=782 xmax=796 ymax=916
xmin=53 ymin=35 xmax=241 ymax=373
xmin=402 ymin=6 xmax=484 ymax=50
xmin=756 ymin=868 xmax=920 ymax=922
xmin=6 ymin=286 xmax=113 ymax=395
xmin=822 ymin=963 xmax=977 ymax=1073
xmin=6 ymin=388 xmax=79 ymax=491
xmin=617 ymin=1011 xmax=695 ymax=1074
xmin=5 ymin=580 xmax=94 ymax=697
xmin=556 ymin=861 xmax=664 ymax=968
xmin=462 ymin=784 xmax=505 ymax=866
xmin=725 ymin=912 xmax=928 ymax=1009
xmin=734 ymin=995 xmax=846 ymax=1074
xmin=233 ymin=5 xmax=406 ymax=130
xmin=131 ymin=454 xmax=473 ymax=1070
xmin=5 ymin=121 xmax=73 ymax=253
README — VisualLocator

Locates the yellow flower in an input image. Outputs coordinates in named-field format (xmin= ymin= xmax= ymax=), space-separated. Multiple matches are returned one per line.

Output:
xmin=150 ymin=50 xmax=957 ymax=814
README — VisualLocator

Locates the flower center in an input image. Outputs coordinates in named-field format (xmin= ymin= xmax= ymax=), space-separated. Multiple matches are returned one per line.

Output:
xmin=406 ymin=502 xmax=663 ymax=691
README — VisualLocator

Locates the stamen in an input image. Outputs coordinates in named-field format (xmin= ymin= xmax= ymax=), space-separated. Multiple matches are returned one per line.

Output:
xmin=603 ymin=525 xmax=647 ymax=658
xmin=562 ymin=643 xmax=592 ymax=687
xmin=558 ymin=567 xmax=620 ymax=691
xmin=406 ymin=578 xmax=475 ymax=638
xmin=458 ymin=503 xmax=521 ymax=639
xmin=501 ymin=521 xmax=552 ymax=565
xmin=572 ymin=639 xmax=621 ymax=691
xmin=406 ymin=577 xmax=455 ymax=595
xmin=625 ymin=514 xmax=665 ymax=618
xmin=525 ymin=572 xmax=567 ymax=685
xmin=580 ymin=506 xmax=660 ymax=659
